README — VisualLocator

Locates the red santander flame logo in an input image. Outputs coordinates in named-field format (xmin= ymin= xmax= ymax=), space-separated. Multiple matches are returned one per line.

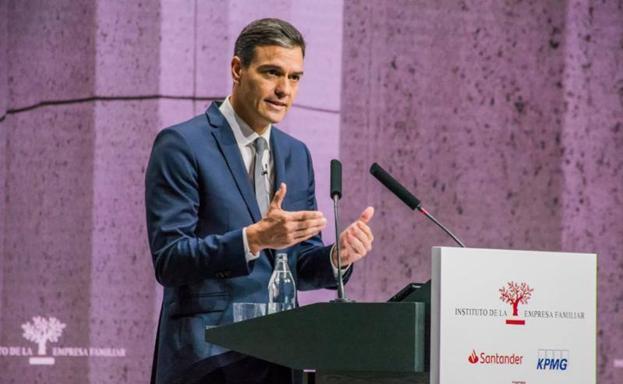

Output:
xmin=468 ymin=350 xmax=479 ymax=364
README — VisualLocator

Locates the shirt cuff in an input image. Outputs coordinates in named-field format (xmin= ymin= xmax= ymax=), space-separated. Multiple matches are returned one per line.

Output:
xmin=329 ymin=244 xmax=352 ymax=278
xmin=243 ymin=227 xmax=261 ymax=263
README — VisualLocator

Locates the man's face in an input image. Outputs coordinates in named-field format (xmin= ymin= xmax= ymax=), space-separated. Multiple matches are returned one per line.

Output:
xmin=231 ymin=45 xmax=304 ymax=132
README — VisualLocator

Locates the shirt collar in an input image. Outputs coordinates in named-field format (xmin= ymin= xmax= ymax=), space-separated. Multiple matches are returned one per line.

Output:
xmin=219 ymin=96 xmax=271 ymax=149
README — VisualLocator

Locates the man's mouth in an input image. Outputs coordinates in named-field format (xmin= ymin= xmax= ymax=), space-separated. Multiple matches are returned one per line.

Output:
xmin=265 ymin=99 xmax=288 ymax=109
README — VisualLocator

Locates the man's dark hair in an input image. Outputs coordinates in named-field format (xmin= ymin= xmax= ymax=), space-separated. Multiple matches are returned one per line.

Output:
xmin=234 ymin=18 xmax=306 ymax=67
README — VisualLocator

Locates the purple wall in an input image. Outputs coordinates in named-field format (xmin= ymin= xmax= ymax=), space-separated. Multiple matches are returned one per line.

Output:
xmin=89 ymin=2 xmax=162 ymax=381
xmin=0 ymin=0 xmax=7 ymax=323
xmin=560 ymin=2 xmax=623 ymax=381
xmin=0 ymin=0 xmax=621 ymax=383
xmin=341 ymin=0 xmax=571 ymax=297
xmin=341 ymin=1 xmax=622 ymax=383
xmin=2 ymin=1 xmax=97 ymax=382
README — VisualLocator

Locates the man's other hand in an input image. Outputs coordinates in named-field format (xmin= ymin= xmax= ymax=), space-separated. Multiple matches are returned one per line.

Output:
xmin=332 ymin=207 xmax=374 ymax=268
xmin=247 ymin=183 xmax=327 ymax=254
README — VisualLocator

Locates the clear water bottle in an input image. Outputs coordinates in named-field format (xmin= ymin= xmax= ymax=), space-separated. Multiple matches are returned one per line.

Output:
xmin=268 ymin=253 xmax=297 ymax=313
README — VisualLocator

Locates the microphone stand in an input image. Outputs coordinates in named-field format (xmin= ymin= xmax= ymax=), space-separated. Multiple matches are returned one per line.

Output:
xmin=332 ymin=194 xmax=351 ymax=302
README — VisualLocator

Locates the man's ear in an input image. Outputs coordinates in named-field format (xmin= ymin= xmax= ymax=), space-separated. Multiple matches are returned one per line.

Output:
xmin=231 ymin=56 xmax=243 ymax=85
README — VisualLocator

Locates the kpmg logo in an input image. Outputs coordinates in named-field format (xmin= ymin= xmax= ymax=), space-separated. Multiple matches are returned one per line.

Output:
xmin=0 ymin=314 xmax=126 ymax=366
xmin=499 ymin=281 xmax=533 ymax=325
xmin=536 ymin=349 xmax=569 ymax=371
xmin=22 ymin=316 xmax=66 ymax=365
xmin=467 ymin=349 xmax=524 ymax=365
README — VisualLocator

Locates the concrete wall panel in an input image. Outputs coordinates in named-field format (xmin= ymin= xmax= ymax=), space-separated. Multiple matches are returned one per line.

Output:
xmin=7 ymin=0 xmax=95 ymax=108
xmin=194 ymin=0 xmax=230 ymax=102
xmin=159 ymin=0 xmax=195 ymax=96
xmin=88 ymin=100 xmax=160 ymax=383
xmin=1 ymin=105 xmax=95 ymax=383
xmin=561 ymin=2 xmax=623 ymax=381
xmin=0 ymin=119 xmax=5 ymax=320
xmin=94 ymin=0 xmax=160 ymax=96
xmin=158 ymin=99 xmax=196 ymax=129
xmin=290 ymin=0 xmax=343 ymax=111
xmin=227 ymin=0 xmax=291 ymax=43
xmin=0 ymin=0 xmax=8 ymax=319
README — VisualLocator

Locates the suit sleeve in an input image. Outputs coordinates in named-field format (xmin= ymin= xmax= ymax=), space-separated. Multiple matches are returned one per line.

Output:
xmin=145 ymin=129 xmax=250 ymax=287
xmin=293 ymin=145 xmax=353 ymax=291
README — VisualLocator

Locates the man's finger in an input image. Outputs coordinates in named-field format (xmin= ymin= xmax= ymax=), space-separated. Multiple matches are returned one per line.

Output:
xmin=349 ymin=225 xmax=373 ymax=251
xmin=270 ymin=183 xmax=287 ymax=209
xmin=287 ymin=210 xmax=325 ymax=221
xmin=345 ymin=233 xmax=367 ymax=257
xmin=291 ymin=217 xmax=327 ymax=232
xmin=292 ymin=226 xmax=324 ymax=243
xmin=355 ymin=221 xmax=374 ymax=242
xmin=358 ymin=206 xmax=375 ymax=224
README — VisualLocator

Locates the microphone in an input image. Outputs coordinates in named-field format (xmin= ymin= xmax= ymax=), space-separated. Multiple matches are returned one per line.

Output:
xmin=369 ymin=162 xmax=465 ymax=248
xmin=330 ymin=159 xmax=348 ymax=302
xmin=370 ymin=163 xmax=420 ymax=210
xmin=330 ymin=160 xmax=342 ymax=199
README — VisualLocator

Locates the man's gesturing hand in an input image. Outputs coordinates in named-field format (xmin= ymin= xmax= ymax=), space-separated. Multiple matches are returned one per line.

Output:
xmin=246 ymin=183 xmax=327 ymax=254
xmin=332 ymin=207 xmax=375 ymax=268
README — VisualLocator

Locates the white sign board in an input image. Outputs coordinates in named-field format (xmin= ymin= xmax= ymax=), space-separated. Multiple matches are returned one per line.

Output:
xmin=431 ymin=247 xmax=596 ymax=384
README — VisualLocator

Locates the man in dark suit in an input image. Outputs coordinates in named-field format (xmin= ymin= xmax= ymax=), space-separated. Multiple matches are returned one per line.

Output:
xmin=145 ymin=18 xmax=374 ymax=384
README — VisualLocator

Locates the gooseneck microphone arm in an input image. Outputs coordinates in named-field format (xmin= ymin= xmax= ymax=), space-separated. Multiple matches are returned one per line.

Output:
xmin=369 ymin=162 xmax=465 ymax=248
xmin=417 ymin=207 xmax=465 ymax=248
xmin=330 ymin=159 xmax=348 ymax=301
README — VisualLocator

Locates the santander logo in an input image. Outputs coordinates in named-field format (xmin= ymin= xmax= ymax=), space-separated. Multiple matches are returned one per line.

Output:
xmin=468 ymin=350 xmax=479 ymax=364
xmin=467 ymin=349 xmax=524 ymax=366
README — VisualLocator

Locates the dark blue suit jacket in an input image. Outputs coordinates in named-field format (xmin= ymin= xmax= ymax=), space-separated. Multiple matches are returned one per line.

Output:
xmin=145 ymin=102 xmax=346 ymax=384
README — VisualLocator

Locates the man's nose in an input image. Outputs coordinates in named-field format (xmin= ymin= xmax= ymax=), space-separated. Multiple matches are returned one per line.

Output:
xmin=275 ymin=77 xmax=291 ymax=98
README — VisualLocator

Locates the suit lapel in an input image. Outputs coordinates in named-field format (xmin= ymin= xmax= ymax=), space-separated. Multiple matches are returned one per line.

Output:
xmin=206 ymin=103 xmax=262 ymax=223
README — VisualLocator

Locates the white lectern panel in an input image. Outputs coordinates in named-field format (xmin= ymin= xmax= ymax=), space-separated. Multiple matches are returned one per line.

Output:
xmin=431 ymin=247 xmax=596 ymax=384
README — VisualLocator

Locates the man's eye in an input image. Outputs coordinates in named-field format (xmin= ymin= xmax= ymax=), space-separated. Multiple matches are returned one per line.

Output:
xmin=290 ymin=75 xmax=300 ymax=81
xmin=266 ymin=70 xmax=279 ymax=76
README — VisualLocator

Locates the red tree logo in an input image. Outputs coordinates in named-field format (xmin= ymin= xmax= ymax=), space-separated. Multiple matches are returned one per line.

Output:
xmin=499 ymin=282 xmax=533 ymax=325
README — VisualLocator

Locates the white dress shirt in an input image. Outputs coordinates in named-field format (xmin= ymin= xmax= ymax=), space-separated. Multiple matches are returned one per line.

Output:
xmin=219 ymin=97 xmax=346 ymax=274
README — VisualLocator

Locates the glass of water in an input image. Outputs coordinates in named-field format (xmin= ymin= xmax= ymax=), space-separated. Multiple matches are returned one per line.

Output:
xmin=233 ymin=302 xmax=267 ymax=322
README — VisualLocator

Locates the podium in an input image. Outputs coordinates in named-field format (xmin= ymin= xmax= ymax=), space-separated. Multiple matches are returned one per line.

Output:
xmin=205 ymin=302 xmax=429 ymax=383
xmin=205 ymin=247 xmax=597 ymax=384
